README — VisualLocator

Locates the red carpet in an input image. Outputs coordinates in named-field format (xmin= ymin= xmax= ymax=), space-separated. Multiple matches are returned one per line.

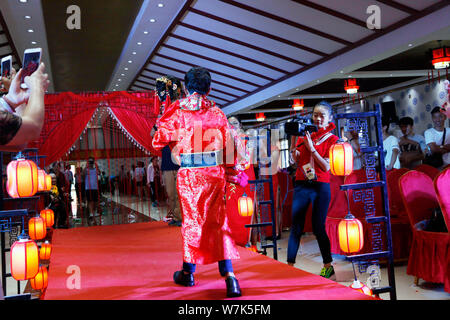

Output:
xmin=43 ymin=222 xmax=374 ymax=300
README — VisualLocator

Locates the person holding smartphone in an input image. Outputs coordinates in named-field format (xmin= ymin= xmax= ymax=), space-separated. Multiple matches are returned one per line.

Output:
xmin=0 ymin=62 xmax=49 ymax=151
xmin=287 ymin=101 xmax=339 ymax=279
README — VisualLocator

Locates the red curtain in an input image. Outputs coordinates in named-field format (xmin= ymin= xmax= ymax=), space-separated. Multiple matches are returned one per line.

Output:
xmin=39 ymin=108 xmax=97 ymax=165
xmin=109 ymin=107 xmax=160 ymax=157
xmin=32 ymin=90 xmax=159 ymax=164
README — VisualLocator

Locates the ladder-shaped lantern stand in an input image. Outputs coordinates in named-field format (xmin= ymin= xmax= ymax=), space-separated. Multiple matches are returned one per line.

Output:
xmin=245 ymin=129 xmax=278 ymax=261
xmin=335 ymin=103 xmax=397 ymax=300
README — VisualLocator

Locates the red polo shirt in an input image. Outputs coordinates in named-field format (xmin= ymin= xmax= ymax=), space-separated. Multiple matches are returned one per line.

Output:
xmin=294 ymin=133 xmax=339 ymax=183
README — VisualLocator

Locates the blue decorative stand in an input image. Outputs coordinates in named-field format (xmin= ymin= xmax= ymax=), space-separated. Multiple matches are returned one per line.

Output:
xmin=335 ymin=103 xmax=397 ymax=300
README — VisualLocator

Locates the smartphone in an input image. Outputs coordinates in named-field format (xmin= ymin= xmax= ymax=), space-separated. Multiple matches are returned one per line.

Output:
xmin=21 ymin=48 xmax=42 ymax=89
xmin=1 ymin=55 xmax=12 ymax=78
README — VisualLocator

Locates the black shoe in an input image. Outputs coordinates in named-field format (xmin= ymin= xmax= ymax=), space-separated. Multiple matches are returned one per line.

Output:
xmin=225 ymin=276 xmax=242 ymax=297
xmin=173 ymin=270 xmax=195 ymax=287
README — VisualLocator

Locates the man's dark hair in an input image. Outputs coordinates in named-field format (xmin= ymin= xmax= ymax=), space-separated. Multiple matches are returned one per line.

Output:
xmin=399 ymin=116 xmax=414 ymax=126
xmin=431 ymin=106 xmax=442 ymax=115
xmin=184 ymin=67 xmax=211 ymax=95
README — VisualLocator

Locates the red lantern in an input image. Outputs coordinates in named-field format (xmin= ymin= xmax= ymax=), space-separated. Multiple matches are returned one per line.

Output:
xmin=6 ymin=157 xmax=38 ymax=198
xmin=45 ymin=174 xmax=52 ymax=191
xmin=256 ymin=113 xmax=265 ymax=122
xmin=30 ymin=266 xmax=48 ymax=290
xmin=10 ymin=234 xmax=39 ymax=280
xmin=37 ymin=169 xmax=47 ymax=192
xmin=330 ymin=141 xmax=353 ymax=176
xmin=338 ymin=213 xmax=364 ymax=254
xmin=292 ymin=99 xmax=304 ymax=111
xmin=431 ymin=46 xmax=450 ymax=69
xmin=28 ymin=216 xmax=47 ymax=240
xmin=238 ymin=193 xmax=253 ymax=217
xmin=40 ymin=208 xmax=54 ymax=227
xmin=39 ymin=241 xmax=52 ymax=260
xmin=349 ymin=279 xmax=372 ymax=296
xmin=344 ymin=78 xmax=359 ymax=94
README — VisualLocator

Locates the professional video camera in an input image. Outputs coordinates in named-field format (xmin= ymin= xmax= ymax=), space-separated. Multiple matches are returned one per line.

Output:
xmin=284 ymin=116 xmax=318 ymax=136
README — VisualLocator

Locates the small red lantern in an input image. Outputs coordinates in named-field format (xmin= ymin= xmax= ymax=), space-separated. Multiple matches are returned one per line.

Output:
xmin=45 ymin=174 xmax=52 ymax=191
xmin=37 ymin=169 xmax=47 ymax=192
xmin=338 ymin=213 xmax=364 ymax=254
xmin=40 ymin=208 xmax=54 ymax=227
xmin=330 ymin=141 xmax=353 ymax=176
xmin=344 ymin=78 xmax=359 ymax=94
xmin=28 ymin=216 xmax=47 ymax=240
xmin=349 ymin=279 xmax=372 ymax=296
xmin=39 ymin=241 xmax=52 ymax=260
xmin=238 ymin=193 xmax=253 ymax=217
xmin=431 ymin=46 xmax=450 ymax=70
xmin=256 ymin=113 xmax=265 ymax=122
xmin=6 ymin=156 xmax=38 ymax=198
xmin=292 ymin=99 xmax=304 ymax=111
xmin=10 ymin=234 xmax=39 ymax=280
xmin=30 ymin=266 xmax=48 ymax=290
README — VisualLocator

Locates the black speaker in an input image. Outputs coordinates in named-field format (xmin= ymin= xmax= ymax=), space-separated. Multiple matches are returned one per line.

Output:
xmin=381 ymin=101 xmax=399 ymax=124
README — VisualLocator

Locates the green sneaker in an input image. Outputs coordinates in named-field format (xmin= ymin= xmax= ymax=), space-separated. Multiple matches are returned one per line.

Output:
xmin=320 ymin=266 xmax=335 ymax=278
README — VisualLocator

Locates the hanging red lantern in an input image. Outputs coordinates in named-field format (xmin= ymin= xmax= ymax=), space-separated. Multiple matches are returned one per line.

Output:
xmin=40 ymin=208 xmax=54 ymax=227
xmin=344 ymin=78 xmax=359 ymax=94
xmin=431 ymin=46 xmax=450 ymax=70
xmin=329 ymin=141 xmax=353 ymax=176
xmin=45 ymin=174 xmax=52 ymax=192
xmin=238 ymin=193 xmax=253 ymax=217
xmin=28 ymin=216 xmax=47 ymax=240
xmin=349 ymin=279 xmax=372 ymax=296
xmin=338 ymin=213 xmax=364 ymax=254
xmin=256 ymin=113 xmax=265 ymax=122
xmin=292 ymin=99 xmax=304 ymax=111
xmin=30 ymin=266 xmax=48 ymax=291
xmin=39 ymin=241 xmax=52 ymax=260
xmin=10 ymin=234 xmax=39 ymax=281
xmin=37 ymin=169 xmax=47 ymax=192
xmin=6 ymin=156 xmax=39 ymax=198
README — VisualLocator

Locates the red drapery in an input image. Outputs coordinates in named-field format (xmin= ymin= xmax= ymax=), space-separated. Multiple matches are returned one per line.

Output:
xmin=31 ymin=90 xmax=159 ymax=164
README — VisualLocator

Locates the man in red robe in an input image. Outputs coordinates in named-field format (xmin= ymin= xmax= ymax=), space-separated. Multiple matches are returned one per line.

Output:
xmin=152 ymin=67 xmax=241 ymax=297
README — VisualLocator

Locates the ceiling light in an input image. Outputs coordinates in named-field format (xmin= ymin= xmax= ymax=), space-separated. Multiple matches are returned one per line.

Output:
xmin=344 ymin=78 xmax=359 ymax=94
xmin=150 ymin=19 xmax=156 ymax=23
xmin=143 ymin=31 xmax=149 ymax=34
xmin=408 ymin=43 xmax=413 ymax=47
xmin=158 ymin=3 xmax=164 ymax=7
xmin=19 ymin=0 xmax=27 ymax=3
xmin=24 ymin=15 xmax=31 ymax=19
xmin=132 ymin=51 xmax=137 ymax=55
xmin=31 ymin=41 xmax=37 ymax=45
xmin=137 ymin=42 xmax=142 ymax=45
xmin=128 ymin=60 xmax=133 ymax=63
xmin=431 ymin=46 xmax=450 ymax=70
xmin=27 ymin=29 xmax=34 ymax=33
xmin=124 ymin=67 xmax=129 ymax=70
xmin=115 ymin=84 xmax=119 ymax=87
xmin=118 ymin=79 xmax=122 ymax=82
xmin=121 ymin=73 xmax=125 ymax=76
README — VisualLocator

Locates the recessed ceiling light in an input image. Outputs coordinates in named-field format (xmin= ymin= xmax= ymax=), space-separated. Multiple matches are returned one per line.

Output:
xmin=19 ymin=0 xmax=27 ymax=3
xmin=31 ymin=41 xmax=37 ymax=45
xmin=137 ymin=42 xmax=142 ymax=45
xmin=150 ymin=18 xmax=156 ymax=23
xmin=115 ymin=84 xmax=119 ymax=87
xmin=317 ymin=80 xmax=320 ymax=83
xmin=158 ymin=3 xmax=164 ymax=7
xmin=124 ymin=67 xmax=129 ymax=71
xmin=143 ymin=31 xmax=149 ymax=34
xmin=118 ymin=79 xmax=122 ymax=82
xmin=132 ymin=51 xmax=137 ymax=55
xmin=24 ymin=15 xmax=31 ymax=19
xmin=408 ymin=43 xmax=413 ymax=47
xmin=121 ymin=73 xmax=125 ymax=76
xmin=128 ymin=60 xmax=133 ymax=63
xmin=27 ymin=29 xmax=34 ymax=33
xmin=340 ymin=70 xmax=344 ymax=73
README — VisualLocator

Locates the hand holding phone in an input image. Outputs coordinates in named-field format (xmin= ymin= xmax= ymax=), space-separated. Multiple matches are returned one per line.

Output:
xmin=1 ymin=55 xmax=12 ymax=78
xmin=20 ymin=48 xmax=42 ymax=89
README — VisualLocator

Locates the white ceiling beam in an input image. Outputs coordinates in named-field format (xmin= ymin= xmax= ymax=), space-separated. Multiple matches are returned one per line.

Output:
xmin=222 ymin=6 xmax=450 ymax=116
xmin=336 ymin=70 xmax=431 ymax=78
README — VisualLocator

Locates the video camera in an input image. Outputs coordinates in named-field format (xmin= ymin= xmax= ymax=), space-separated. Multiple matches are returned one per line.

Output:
xmin=284 ymin=116 xmax=318 ymax=136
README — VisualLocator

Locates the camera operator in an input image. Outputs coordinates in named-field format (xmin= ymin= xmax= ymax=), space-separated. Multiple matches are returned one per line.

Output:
xmin=0 ymin=63 xmax=49 ymax=151
xmin=287 ymin=101 xmax=339 ymax=279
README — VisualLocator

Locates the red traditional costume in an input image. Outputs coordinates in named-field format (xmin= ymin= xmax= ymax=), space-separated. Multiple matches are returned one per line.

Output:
xmin=152 ymin=92 xmax=240 ymax=265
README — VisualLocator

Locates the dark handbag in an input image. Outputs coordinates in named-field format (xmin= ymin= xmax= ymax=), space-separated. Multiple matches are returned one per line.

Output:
xmin=423 ymin=128 xmax=446 ymax=168
xmin=425 ymin=207 xmax=448 ymax=232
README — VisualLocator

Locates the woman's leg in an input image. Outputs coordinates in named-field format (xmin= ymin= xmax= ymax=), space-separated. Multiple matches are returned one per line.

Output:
xmin=182 ymin=262 xmax=196 ymax=274
xmin=287 ymin=185 xmax=312 ymax=264
xmin=218 ymin=260 xmax=234 ymax=277
xmin=311 ymin=183 xmax=333 ymax=266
